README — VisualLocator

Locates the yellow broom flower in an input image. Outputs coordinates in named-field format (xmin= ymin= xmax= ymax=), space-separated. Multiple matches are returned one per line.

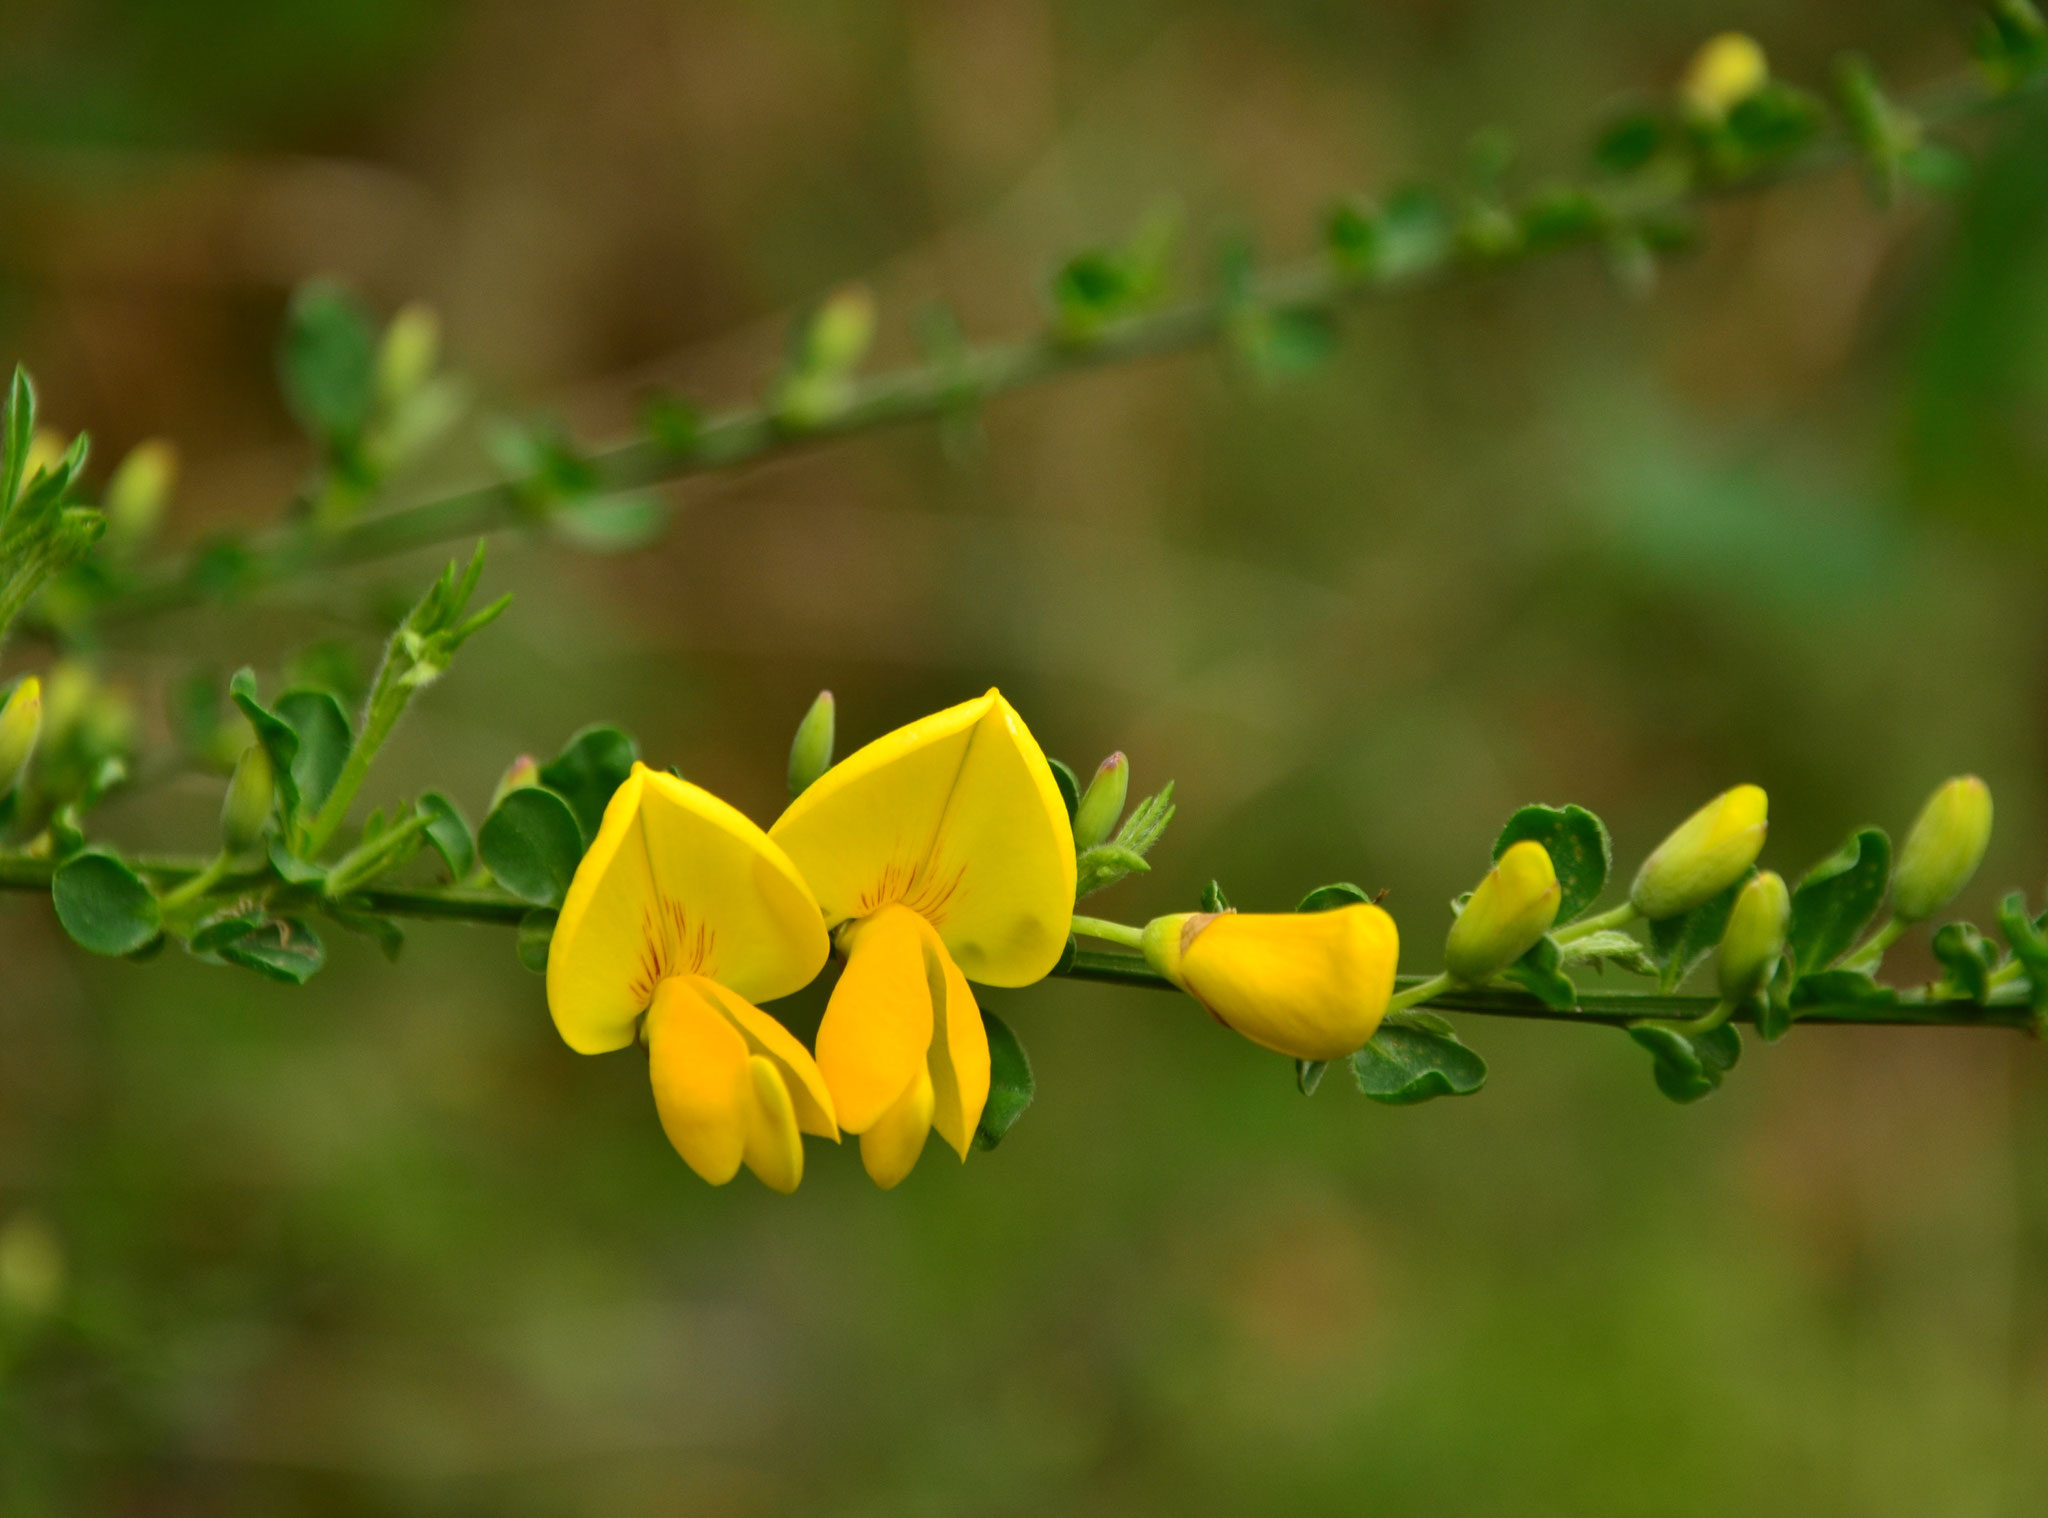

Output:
xmin=547 ymin=764 xmax=835 ymax=1192
xmin=770 ymin=690 xmax=1075 ymax=1188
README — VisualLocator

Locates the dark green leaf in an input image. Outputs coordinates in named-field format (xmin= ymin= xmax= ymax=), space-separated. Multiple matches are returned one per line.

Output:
xmin=52 ymin=853 xmax=161 ymax=956
xmin=189 ymin=910 xmax=264 ymax=955
xmin=1788 ymin=827 xmax=1890 ymax=975
xmin=1492 ymin=803 xmax=1612 ymax=923
xmin=274 ymin=688 xmax=352 ymax=818
xmin=1626 ymin=1021 xmax=1740 ymax=1104
xmin=1053 ymin=932 xmax=1076 ymax=976
xmin=1756 ymin=959 xmax=1794 ymax=1042
xmin=1202 ymin=880 xmax=1232 ymax=913
xmin=227 ymin=669 xmax=304 ymax=822
xmin=417 ymin=791 xmax=474 ymax=879
xmin=1593 ymin=108 xmax=1669 ymax=175
xmin=1296 ymin=1059 xmax=1329 ymax=1095
xmin=1647 ymin=872 xmax=1750 ymax=992
xmin=517 ymin=909 xmax=557 ymax=974
xmin=1501 ymin=935 xmax=1577 ymax=1010
xmin=1788 ymin=968 xmax=1897 ymax=1009
xmin=267 ymin=838 xmax=327 ymax=886
xmin=324 ymin=906 xmax=404 ymax=963
xmin=1297 ymin=882 xmax=1370 ymax=913
xmin=1376 ymin=187 xmax=1452 ymax=279
xmin=972 ymin=1010 xmax=1035 ymax=1150
xmin=1 ymin=365 xmax=34 ymax=513
xmin=218 ymin=917 xmax=326 ymax=984
xmin=1351 ymin=1013 xmax=1487 ymax=1104
xmin=641 ymin=391 xmax=701 ymax=456
xmin=1047 ymin=758 xmax=1080 ymax=820
xmin=280 ymin=281 xmax=377 ymax=444
xmin=480 ymin=786 xmax=585 ymax=908
xmin=1724 ymin=83 xmax=1825 ymax=161
xmin=1931 ymin=921 xmax=2001 ymax=1003
xmin=1996 ymin=892 xmax=2048 ymax=1011
xmin=538 ymin=725 xmax=639 ymax=843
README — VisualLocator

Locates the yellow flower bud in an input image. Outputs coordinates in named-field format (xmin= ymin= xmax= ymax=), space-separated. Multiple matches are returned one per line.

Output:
xmin=1631 ymin=784 xmax=1769 ymax=920
xmin=377 ymin=302 xmax=442 ymax=407
xmin=1717 ymin=869 xmax=1789 ymax=1002
xmin=490 ymin=754 xmax=541 ymax=811
xmin=1073 ymin=752 xmax=1129 ymax=851
xmin=103 ymin=439 xmax=178 ymax=555
xmin=1682 ymin=32 xmax=1769 ymax=120
xmin=1444 ymin=840 xmax=1562 ymax=985
xmin=0 ymin=676 xmax=41 ymax=797
xmin=1891 ymin=775 xmax=1992 ymax=923
xmin=1141 ymin=903 xmax=1399 ymax=1061
xmin=806 ymin=284 xmax=877 ymax=374
xmin=220 ymin=743 xmax=277 ymax=854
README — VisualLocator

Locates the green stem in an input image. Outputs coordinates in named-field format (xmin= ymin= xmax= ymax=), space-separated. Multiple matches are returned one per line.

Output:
xmin=156 ymin=851 xmax=231 ymax=914
xmin=1386 ymin=971 xmax=1455 ymax=1016
xmin=1552 ymin=902 xmax=1640 ymax=945
xmin=1070 ymin=914 xmax=1146 ymax=950
xmin=1838 ymin=915 xmax=1906 ymax=974
xmin=300 ymin=659 xmax=411 ymax=858
xmin=1666 ymin=996 xmax=1738 ymax=1038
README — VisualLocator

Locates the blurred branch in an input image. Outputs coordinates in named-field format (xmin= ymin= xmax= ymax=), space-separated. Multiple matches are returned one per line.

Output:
xmin=91 ymin=49 xmax=2046 ymax=626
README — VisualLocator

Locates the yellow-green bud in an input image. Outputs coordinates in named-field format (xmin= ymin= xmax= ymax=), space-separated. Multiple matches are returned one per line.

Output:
xmin=220 ymin=743 xmax=277 ymax=854
xmin=1682 ymin=32 xmax=1769 ymax=120
xmin=1445 ymin=840 xmax=1562 ymax=985
xmin=490 ymin=754 xmax=541 ymax=811
xmin=1073 ymin=752 xmax=1129 ymax=850
xmin=21 ymin=428 xmax=65 ymax=483
xmin=1891 ymin=775 xmax=1993 ymax=923
xmin=787 ymin=691 xmax=836 ymax=797
xmin=0 ymin=676 xmax=42 ymax=797
xmin=0 ymin=1213 xmax=64 ymax=1317
xmin=805 ymin=285 xmax=877 ymax=374
xmin=102 ymin=439 xmax=177 ymax=555
xmin=1631 ymin=784 xmax=1769 ymax=920
xmin=1717 ymin=869 xmax=1789 ymax=1002
xmin=377 ymin=302 xmax=442 ymax=407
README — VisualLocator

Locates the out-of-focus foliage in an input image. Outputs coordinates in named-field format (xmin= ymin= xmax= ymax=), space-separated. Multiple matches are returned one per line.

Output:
xmin=6 ymin=1 xmax=2048 ymax=1514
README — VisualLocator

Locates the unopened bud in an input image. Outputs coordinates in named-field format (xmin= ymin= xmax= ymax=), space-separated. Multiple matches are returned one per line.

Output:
xmin=1717 ymin=869 xmax=1789 ymax=1002
xmin=1891 ymin=775 xmax=1993 ymax=923
xmin=0 ymin=1212 xmax=64 ymax=1317
xmin=1073 ymin=752 xmax=1129 ymax=850
xmin=0 ymin=677 xmax=42 ymax=796
xmin=1631 ymin=784 xmax=1769 ymax=920
xmin=220 ymin=743 xmax=277 ymax=853
xmin=103 ymin=439 xmax=177 ymax=554
xmin=1445 ymin=839 xmax=1562 ymax=984
xmin=804 ymin=286 xmax=877 ymax=374
xmin=1682 ymin=32 xmax=1769 ymax=120
xmin=491 ymin=754 xmax=541 ymax=811
xmin=377 ymin=303 xmax=442 ymax=407
xmin=22 ymin=428 xmax=65 ymax=483
xmin=788 ymin=691 xmax=836 ymax=797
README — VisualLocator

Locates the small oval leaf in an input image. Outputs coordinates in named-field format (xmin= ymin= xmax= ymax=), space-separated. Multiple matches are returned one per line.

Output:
xmin=52 ymin=852 xmax=162 ymax=957
xmin=480 ymin=786 xmax=584 ymax=908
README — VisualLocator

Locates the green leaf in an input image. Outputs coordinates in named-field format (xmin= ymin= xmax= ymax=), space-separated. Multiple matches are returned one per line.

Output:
xmin=1558 ymin=929 xmax=1657 ymax=977
xmin=549 ymin=494 xmax=669 ymax=553
xmin=1047 ymin=758 xmax=1081 ymax=820
xmin=1295 ymin=1058 xmax=1329 ymax=1095
xmin=1788 ymin=968 xmax=1897 ymax=1009
xmin=267 ymin=837 xmax=327 ymax=886
xmin=1492 ymin=804 xmax=1612 ymax=923
xmin=228 ymin=669 xmax=303 ymax=822
xmin=51 ymin=853 xmax=161 ymax=956
xmin=1757 ymin=961 xmax=1794 ymax=1042
xmin=479 ymin=786 xmax=585 ymax=908
xmin=1931 ymin=922 xmax=2001 ymax=1003
xmin=517 ymin=909 xmax=557 ymax=974
xmin=322 ymin=906 xmax=405 ymax=963
xmin=539 ymin=726 xmax=639 ymax=843
xmin=1 ymin=365 xmax=34 ymax=515
xmin=189 ymin=909 xmax=266 ymax=956
xmin=1725 ymin=83 xmax=1826 ymax=161
xmin=1053 ymin=932 xmax=1076 ymax=976
xmin=1647 ymin=872 xmax=1750 ymax=992
xmin=280 ymin=281 xmax=377 ymax=445
xmin=1351 ymin=1013 xmax=1487 ymax=1104
xmin=972 ymin=1010 xmax=1034 ymax=1150
xmin=273 ymin=688 xmax=353 ymax=819
xmin=1996 ymin=892 xmax=2048 ymax=1012
xmin=417 ymin=791 xmax=474 ymax=879
xmin=1787 ymin=827 xmax=1890 ymax=975
xmin=1627 ymin=1022 xmax=1741 ymax=1104
xmin=1202 ymin=879 xmax=1232 ymax=913
xmin=641 ymin=391 xmax=702 ymax=456
xmin=1593 ymin=108 xmax=1669 ymax=175
xmin=1297 ymin=882 xmax=1370 ymax=913
xmin=1501 ymin=935 xmax=1577 ymax=1010
xmin=218 ymin=917 xmax=326 ymax=984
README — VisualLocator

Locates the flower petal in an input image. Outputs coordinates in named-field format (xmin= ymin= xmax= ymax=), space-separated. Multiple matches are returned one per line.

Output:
xmin=694 ymin=976 xmax=838 ymax=1140
xmin=816 ymin=903 xmax=933 ymax=1133
xmin=770 ymin=689 xmax=1074 ymax=986
xmin=645 ymin=977 xmax=750 ymax=1184
xmin=918 ymin=921 xmax=989 ymax=1159
xmin=741 ymin=1055 xmax=805 ymax=1194
xmin=1179 ymin=904 xmax=1400 ymax=1061
xmin=859 ymin=1062 xmax=935 ymax=1189
xmin=549 ymin=764 xmax=828 ymax=1053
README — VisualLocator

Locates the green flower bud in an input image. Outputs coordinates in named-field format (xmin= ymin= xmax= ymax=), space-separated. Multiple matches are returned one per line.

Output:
xmin=1717 ymin=869 xmax=1789 ymax=1002
xmin=102 ymin=439 xmax=177 ymax=555
xmin=1891 ymin=775 xmax=1992 ymax=923
xmin=1630 ymin=785 xmax=1768 ymax=920
xmin=377 ymin=302 xmax=442 ymax=408
xmin=1445 ymin=840 xmax=1562 ymax=985
xmin=1073 ymin=752 xmax=1129 ymax=850
xmin=0 ymin=676 xmax=42 ymax=797
xmin=220 ymin=743 xmax=277 ymax=854
xmin=490 ymin=754 xmax=541 ymax=811
xmin=787 ymin=690 xmax=836 ymax=797
xmin=804 ymin=286 xmax=876 ymax=375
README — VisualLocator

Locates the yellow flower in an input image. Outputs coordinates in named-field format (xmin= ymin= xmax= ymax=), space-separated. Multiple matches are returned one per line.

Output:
xmin=0 ymin=676 xmax=41 ymax=797
xmin=1140 ymin=904 xmax=1399 ymax=1061
xmin=770 ymin=690 xmax=1075 ymax=1188
xmin=1630 ymin=784 xmax=1768 ymax=920
xmin=1682 ymin=32 xmax=1769 ymax=120
xmin=547 ymin=763 xmax=835 ymax=1192
xmin=1444 ymin=840 xmax=1560 ymax=985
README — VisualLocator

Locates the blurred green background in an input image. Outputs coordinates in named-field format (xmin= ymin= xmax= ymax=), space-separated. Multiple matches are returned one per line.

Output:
xmin=6 ymin=0 xmax=2048 ymax=1512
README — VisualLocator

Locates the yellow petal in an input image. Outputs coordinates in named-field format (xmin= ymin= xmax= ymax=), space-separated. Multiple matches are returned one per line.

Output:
xmin=917 ymin=920 xmax=989 ymax=1159
xmin=1175 ymin=904 xmax=1400 ymax=1061
xmin=860 ymin=1062 xmax=935 ymax=1189
xmin=741 ymin=1055 xmax=805 ymax=1194
xmin=693 ymin=976 xmax=839 ymax=1140
xmin=549 ymin=764 xmax=829 ymax=1054
xmin=816 ymin=904 xmax=934 ymax=1133
xmin=770 ymin=690 xmax=1075 ymax=987
xmin=644 ymin=978 xmax=750 ymax=1185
